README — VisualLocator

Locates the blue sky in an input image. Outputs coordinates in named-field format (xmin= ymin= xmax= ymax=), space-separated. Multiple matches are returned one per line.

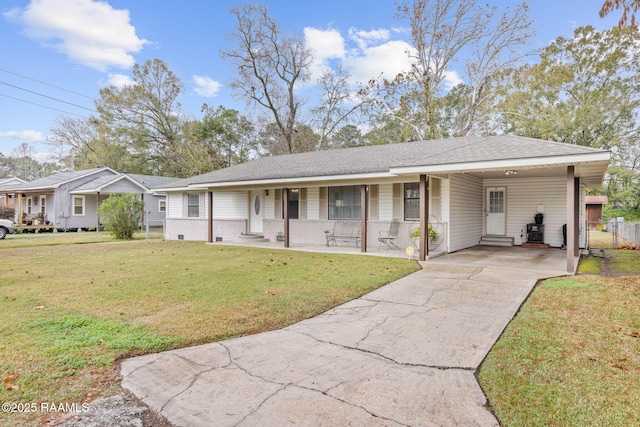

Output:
xmin=0 ymin=0 xmax=621 ymax=161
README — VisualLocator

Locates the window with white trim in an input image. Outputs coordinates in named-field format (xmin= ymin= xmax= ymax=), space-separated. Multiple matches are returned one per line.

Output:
xmin=73 ymin=196 xmax=85 ymax=216
xmin=159 ymin=199 xmax=166 ymax=213
xmin=187 ymin=194 xmax=199 ymax=218
xmin=26 ymin=197 xmax=33 ymax=214
xmin=404 ymin=182 xmax=420 ymax=221
xmin=328 ymin=186 xmax=361 ymax=220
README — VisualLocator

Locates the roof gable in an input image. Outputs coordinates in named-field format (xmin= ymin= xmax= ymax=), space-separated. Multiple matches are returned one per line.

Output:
xmin=11 ymin=167 xmax=118 ymax=191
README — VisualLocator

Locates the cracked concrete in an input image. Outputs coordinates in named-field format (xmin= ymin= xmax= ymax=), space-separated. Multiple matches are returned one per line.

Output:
xmin=121 ymin=246 xmax=568 ymax=426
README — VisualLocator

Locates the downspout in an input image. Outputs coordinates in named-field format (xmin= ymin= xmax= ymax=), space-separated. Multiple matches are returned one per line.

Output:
xmin=566 ymin=166 xmax=575 ymax=273
xmin=96 ymin=192 xmax=100 ymax=232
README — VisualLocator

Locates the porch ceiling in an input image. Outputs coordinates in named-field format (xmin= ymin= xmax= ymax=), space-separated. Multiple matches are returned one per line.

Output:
xmin=451 ymin=159 xmax=609 ymax=187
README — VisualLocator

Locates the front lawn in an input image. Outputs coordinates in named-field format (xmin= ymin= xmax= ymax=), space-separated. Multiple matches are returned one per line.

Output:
xmin=479 ymin=245 xmax=640 ymax=426
xmin=0 ymin=236 xmax=419 ymax=426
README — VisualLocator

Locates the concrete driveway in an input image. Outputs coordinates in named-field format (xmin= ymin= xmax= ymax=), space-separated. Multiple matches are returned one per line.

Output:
xmin=121 ymin=247 xmax=568 ymax=426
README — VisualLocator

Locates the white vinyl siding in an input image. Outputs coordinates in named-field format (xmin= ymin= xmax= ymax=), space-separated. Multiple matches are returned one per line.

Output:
xmin=378 ymin=184 xmax=394 ymax=220
xmin=449 ymin=174 xmax=483 ymax=252
xmin=212 ymin=191 xmax=248 ymax=219
xmin=306 ymin=187 xmax=320 ymax=220
xmin=264 ymin=191 xmax=275 ymax=220
xmin=484 ymin=176 xmax=571 ymax=247
xmin=167 ymin=193 xmax=182 ymax=218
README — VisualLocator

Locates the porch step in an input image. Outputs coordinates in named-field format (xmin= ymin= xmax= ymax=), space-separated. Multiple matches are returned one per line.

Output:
xmin=479 ymin=236 xmax=514 ymax=247
xmin=237 ymin=233 xmax=270 ymax=243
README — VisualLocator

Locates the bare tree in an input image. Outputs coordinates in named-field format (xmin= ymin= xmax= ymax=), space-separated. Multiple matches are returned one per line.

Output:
xmin=310 ymin=65 xmax=370 ymax=150
xmin=458 ymin=2 xmax=534 ymax=136
xmin=221 ymin=3 xmax=313 ymax=154
xmin=372 ymin=0 xmax=533 ymax=140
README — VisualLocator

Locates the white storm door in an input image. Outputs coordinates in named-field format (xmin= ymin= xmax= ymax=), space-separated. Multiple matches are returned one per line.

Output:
xmin=249 ymin=190 xmax=263 ymax=233
xmin=486 ymin=187 xmax=506 ymax=235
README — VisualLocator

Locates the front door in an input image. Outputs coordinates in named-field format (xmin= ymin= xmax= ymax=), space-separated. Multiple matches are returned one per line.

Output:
xmin=486 ymin=187 xmax=506 ymax=235
xmin=249 ymin=190 xmax=263 ymax=233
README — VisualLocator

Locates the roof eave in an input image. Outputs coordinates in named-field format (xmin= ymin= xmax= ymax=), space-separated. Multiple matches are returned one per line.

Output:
xmin=389 ymin=152 xmax=611 ymax=175
xmin=186 ymin=172 xmax=396 ymax=189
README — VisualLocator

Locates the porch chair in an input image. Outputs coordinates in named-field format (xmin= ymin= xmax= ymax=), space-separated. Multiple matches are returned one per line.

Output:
xmin=378 ymin=219 xmax=400 ymax=249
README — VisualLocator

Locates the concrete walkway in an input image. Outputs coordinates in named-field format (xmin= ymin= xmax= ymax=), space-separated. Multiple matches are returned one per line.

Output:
xmin=121 ymin=247 xmax=569 ymax=427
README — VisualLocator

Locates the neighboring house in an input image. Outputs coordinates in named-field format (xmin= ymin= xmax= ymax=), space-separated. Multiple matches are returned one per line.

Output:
xmin=0 ymin=177 xmax=27 ymax=209
xmin=154 ymin=135 xmax=611 ymax=273
xmin=6 ymin=167 xmax=178 ymax=231
xmin=585 ymin=195 xmax=608 ymax=230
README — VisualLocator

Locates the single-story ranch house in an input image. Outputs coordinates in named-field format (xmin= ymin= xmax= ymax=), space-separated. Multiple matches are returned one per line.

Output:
xmin=4 ymin=167 xmax=178 ymax=232
xmin=154 ymin=135 xmax=610 ymax=273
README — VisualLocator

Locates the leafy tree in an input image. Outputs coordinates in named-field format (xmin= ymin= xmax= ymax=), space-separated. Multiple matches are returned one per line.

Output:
xmin=51 ymin=58 xmax=186 ymax=176
xmin=331 ymin=125 xmax=366 ymax=148
xmin=498 ymin=25 xmax=640 ymax=208
xmin=498 ymin=26 xmax=640 ymax=150
xmin=96 ymin=59 xmax=185 ymax=175
xmin=50 ymin=116 xmax=140 ymax=172
xmin=221 ymin=3 xmax=313 ymax=154
xmin=600 ymin=0 xmax=640 ymax=26
xmin=179 ymin=105 xmax=257 ymax=176
xmin=98 ymin=193 xmax=144 ymax=240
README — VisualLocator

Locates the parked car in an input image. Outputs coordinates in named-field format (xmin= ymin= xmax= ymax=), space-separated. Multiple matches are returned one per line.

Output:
xmin=0 ymin=218 xmax=16 ymax=239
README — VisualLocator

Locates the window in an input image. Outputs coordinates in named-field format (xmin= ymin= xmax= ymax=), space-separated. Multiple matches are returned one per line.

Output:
xmin=329 ymin=186 xmax=361 ymax=220
xmin=187 ymin=193 xmax=199 ymax=218
xmin=489 ymin=190 xmax=504 ymax=213
xmin=26 ymin=197 xmax=33 ymax=214
xmin=159 ymin=199 xmax=166 ymax=213
xmin=287 ymin=189 xmax=299 ymax=219
xmin=40 ymin=196 xmax=46 ymax=215
xmin=73 ymin=196 xmax=85 ymax=216
xmin=404 ymin=182 xmax=420 ymax=221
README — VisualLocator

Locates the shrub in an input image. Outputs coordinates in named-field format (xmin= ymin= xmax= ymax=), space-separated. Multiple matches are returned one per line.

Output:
xmin=97 ymin=193 xmax=144 ymax=240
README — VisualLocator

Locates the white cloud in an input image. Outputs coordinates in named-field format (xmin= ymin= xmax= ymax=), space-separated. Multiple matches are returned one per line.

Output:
xmin=108 ymin=73 xmax=135 ymax=87
xmin=343 ymin=39 xmax=414 ymax=84
xmin=0 ymin=130 xmax=46 ymax=143
xmin=9 ymin=0 xmax=148 ymax=71
xmin=302 ymin=26 xmax=463 ymax=92
xmin=193 ymin=75 xmax=221 ymax=97
xmin=304 ymin=27 xmax=346 ymax=61
xmin=304 ymin=27 xmax=346 ymax=84
xmin=348 ymin=28 xmax=391 ymax=50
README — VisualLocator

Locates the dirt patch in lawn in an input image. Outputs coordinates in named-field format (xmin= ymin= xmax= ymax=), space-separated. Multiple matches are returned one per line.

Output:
xmin=600 ymin=249 xmax=640 ymax=277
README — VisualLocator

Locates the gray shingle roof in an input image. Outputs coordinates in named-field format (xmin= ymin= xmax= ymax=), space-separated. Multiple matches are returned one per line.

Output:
xmin=157 ymin=135 xmax=608 ymax=190
xmin=70 ymin=173 xmax=180 ymax=193
xmin=9 ymin=168 xmax=115 ymax=191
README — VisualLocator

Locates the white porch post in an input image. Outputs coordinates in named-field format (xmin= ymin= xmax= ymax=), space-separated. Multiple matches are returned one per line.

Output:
xmin=208 ymin=191 xmax=213 ymax=243
xmin=567 ymin=166 xmax=575 ymax=273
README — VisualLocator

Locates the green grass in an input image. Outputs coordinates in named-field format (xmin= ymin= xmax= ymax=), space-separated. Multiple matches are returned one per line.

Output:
xmin=0 ymin=235 xmax=419 ymax=426
xmin=479 ymin=265 xmax=640 ymax=426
